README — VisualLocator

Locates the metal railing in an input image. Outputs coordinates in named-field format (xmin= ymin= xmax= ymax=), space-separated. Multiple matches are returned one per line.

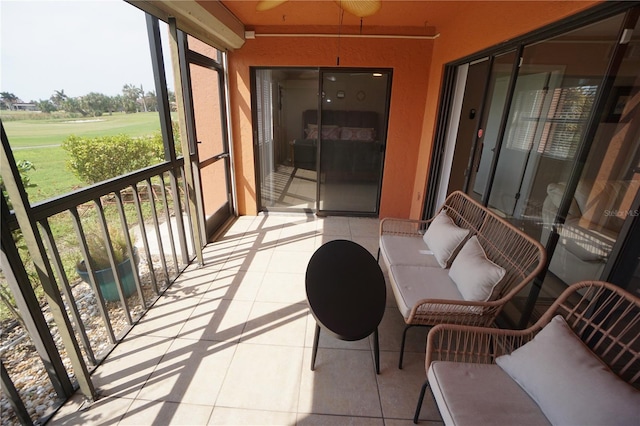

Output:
xmin=1 ymin=159 xmax=198 ymax=425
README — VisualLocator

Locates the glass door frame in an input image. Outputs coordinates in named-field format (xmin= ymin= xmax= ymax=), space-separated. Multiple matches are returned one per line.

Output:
xmin=316 ymin=67 xmax=393 ymax=217
xmin=250 ymin=66 xmax=392 ymax=217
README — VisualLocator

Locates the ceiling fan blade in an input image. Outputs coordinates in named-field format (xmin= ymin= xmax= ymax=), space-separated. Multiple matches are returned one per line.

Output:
xmin=256 ymin=0 xmax=288 ymax=12
xmin=335 ymin=0 xmax=382 ymax=17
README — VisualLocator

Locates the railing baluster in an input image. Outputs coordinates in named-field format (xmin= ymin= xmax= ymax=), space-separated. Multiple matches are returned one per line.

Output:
xmin=131 ymin=183 xmax=158 ymax=295
xmin=158 ymin=172 xmax=179 ymax=278
xmin=146 ymin=178 xmax=169 ymax=287
xmin=180 ymin=167 xmax=197 ymax=259
xmin=114 ymin=190 xmax=146 ymax=311
xmin=69 ymin=206 xmax=116 ymax=344
xmin=38 ymin=219 xmax=97 ymax=365
xmin=94 ymin=198 xmax=133 ymax=326
xmin=1 ymin=361 xmax=33 ymax=426
xmin=170 ymin=166 xmax=189 ymax=265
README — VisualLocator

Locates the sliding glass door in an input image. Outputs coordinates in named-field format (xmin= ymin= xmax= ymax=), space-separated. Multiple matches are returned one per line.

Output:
xmin=317 ymin=69 xmax=390 ymax=215
xmin=252 ymin=67 xmax=391 ymax=216
xmin=431 ymin=4 xmax=640 ymax=326
xmin=468 ymin=51 xmax=518 ymax=202
xmin=254 ymin=68 xmax=318 ymax=212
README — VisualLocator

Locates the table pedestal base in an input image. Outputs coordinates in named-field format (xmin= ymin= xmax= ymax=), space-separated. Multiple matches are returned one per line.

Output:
xmin=310 ymin=323 xmax=380 ymax=374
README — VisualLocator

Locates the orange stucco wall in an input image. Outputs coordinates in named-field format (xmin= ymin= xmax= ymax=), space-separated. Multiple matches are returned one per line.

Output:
xmin=226 ymin=1 xmax=600 ymax=218
xmin=228 ymin=36 xmax=434 ymax=216
xmin=410 ymin=0 xmax=600 ymax=218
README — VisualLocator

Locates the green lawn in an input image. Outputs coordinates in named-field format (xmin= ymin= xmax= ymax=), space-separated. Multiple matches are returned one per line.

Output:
xmin=3 ymin=112 xmax=165 ymax=202
xmin=4 ymin=112 xmax=162 ymax=148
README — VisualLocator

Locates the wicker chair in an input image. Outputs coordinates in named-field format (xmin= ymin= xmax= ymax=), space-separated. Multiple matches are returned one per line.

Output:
xmin=379 ymin=191 xmax=546 ymax=368
xmin=414 ymin=280 xmax=640 ymax=424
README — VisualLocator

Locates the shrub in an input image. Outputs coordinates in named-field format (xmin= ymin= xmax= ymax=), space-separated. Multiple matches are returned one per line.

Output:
xmin=1 ymin=159 xmax=36 ymax=210
xmin=77 ymin=228 xmax=129 ymax=271
xmin=62 ymin=134 xmax=163 ymax=184
xmin=148 ymin=122 xmax=182 ymax=160
xmin=62 ymin=123 xmax=182 ymax=185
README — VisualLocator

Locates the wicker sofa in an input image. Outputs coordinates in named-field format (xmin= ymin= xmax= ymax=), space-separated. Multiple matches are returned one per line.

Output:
xmin=414 ymin=280 xmax=640 ymax=425
xmin=378 ymin=191 xmax=546 ymax=368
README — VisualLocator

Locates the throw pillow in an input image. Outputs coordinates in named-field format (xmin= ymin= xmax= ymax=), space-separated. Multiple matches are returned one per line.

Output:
xmin=448 ymin=236 xmax=505 ymax=301
xmin=422 ymin=210 xmax=470 ymax=268
xmin=305 ymin=124 xmax=340 ymax=140
xmin=496 ymin=315 xmax=640 ymax=426
xmin=340 ymin=127 xmax=375 ymax=141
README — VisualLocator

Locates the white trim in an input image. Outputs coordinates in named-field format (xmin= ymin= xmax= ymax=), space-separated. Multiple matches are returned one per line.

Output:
xmin=435 ymin=63 xmax=468 ymax=208
xmin=254 ymin=32 xmax=440 ymax=40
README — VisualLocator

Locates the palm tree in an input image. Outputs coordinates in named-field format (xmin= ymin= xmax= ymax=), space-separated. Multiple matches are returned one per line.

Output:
xmin=122 ymin=84 xmax=143 ymax=113
xmin=50 ymin=89 xmax=68 ymax=108
xmin=0 ymin=92 xmax=19 ymax=110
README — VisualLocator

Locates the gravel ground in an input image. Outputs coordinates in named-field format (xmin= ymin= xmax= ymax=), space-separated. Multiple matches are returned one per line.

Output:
xmin=1 ymin=256 xmax=177 ymax=426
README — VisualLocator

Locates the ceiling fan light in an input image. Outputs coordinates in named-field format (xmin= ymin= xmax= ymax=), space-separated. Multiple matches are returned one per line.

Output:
xmin=256 ymin=0 xmax=288 ymax=12
xmin=335 ymin=0 xmax=382 ymax=17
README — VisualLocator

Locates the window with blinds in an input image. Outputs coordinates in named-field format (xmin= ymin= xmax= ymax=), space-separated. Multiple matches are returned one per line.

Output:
xmin=506 ymin=84 xmax=598 ymax=159
xmin=255 ymin=69 xmax=273 ymax=145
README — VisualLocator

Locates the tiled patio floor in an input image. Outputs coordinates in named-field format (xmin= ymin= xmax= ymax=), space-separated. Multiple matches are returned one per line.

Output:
xmin=49 ymin=215 xmax=444 ymax=425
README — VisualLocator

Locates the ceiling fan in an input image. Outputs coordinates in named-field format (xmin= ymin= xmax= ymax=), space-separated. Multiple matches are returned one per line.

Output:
xmin=256 ymin=0 xmax=382 ymax=18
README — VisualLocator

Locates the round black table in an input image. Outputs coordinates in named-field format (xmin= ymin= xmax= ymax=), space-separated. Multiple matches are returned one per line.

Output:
xmin=305 ymin=239 xmax=386 ymax=374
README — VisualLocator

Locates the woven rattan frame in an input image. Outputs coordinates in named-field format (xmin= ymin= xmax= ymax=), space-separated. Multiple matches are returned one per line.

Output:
xmin=380 ymin=191 xmax=547 ymax=328
xmin=414 ymin=280 xmax=640 ymax=423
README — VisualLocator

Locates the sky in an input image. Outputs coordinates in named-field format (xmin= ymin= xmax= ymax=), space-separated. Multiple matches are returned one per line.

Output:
xmin=1 ymin=0 xmax=174 ymax=102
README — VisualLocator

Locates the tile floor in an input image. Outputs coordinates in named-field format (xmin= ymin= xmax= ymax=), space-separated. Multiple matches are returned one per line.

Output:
xmin=261 ymin=166 xmax=380 ymax=213
xmin=49 ymin=215 xmax=443 ymax=425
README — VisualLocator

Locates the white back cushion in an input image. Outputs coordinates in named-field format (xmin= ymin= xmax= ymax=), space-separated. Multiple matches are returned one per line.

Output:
xmin=496 ymin=315 xmax=640 ymax=426
xmin=422 ymin=210 xmax=470 ymax=268
xmin=448 ymin=236 xmax=505 ymax=302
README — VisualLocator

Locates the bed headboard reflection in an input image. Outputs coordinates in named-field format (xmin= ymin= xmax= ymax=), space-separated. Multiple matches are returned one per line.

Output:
xmin=301 ymin=110 xmax=378 ymax=141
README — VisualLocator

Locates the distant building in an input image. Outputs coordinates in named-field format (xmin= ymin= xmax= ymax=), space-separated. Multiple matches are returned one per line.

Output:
xmin=12 ymin=103 xmax=38 ymax=111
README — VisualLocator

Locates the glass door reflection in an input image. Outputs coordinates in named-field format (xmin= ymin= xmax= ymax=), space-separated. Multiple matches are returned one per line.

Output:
xmin=317 ymin=70 xmax=390 ymax=215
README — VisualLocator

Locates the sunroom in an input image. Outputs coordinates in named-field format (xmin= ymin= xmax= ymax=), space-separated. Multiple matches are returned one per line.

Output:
xmin=1 ymin=0 xmax=639 ymax=424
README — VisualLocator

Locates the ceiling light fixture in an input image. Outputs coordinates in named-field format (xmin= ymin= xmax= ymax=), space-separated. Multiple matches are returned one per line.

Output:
xmin=256 ymin=0 xmax=382 ymax=18
xmin=334 ymin=0 xmax=381 ymax=17
xmin=256 ymin=0 xmax=288 ymax=12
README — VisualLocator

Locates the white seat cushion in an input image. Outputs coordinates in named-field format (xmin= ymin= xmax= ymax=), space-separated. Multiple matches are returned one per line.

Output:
xmin=428 ymin=361 xmax=550 ymax=426
xmin=388 ymin=265 xmax=463 ymax=319
xmin=379 ymin=235 xmax=440 ymax=268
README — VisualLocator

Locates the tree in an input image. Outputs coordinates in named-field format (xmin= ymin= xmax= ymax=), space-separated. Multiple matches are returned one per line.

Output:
xmin=81 ymin=92 xmax=111 ymax=116
xmin=0 ymin=92 xmax=19 ymax=110
xmin=139 ymin=84 xmax=148 ymax=112
xmin=122 ymin=84 xmax=142 ymax=113
xmin=62 ymin=97 xmax=87 ymax=116
xmin=167 ymin=90 xmax=177 ymax=112
xmin=36 ymin=99 xmax=57 ymax=113
xmin=144 ymin=90 xmax=158 ymax=112
xmin=110 ymin=94 xmax=124 ymax=113
xmin=50 ymin=89 xmax=68 ymax=109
